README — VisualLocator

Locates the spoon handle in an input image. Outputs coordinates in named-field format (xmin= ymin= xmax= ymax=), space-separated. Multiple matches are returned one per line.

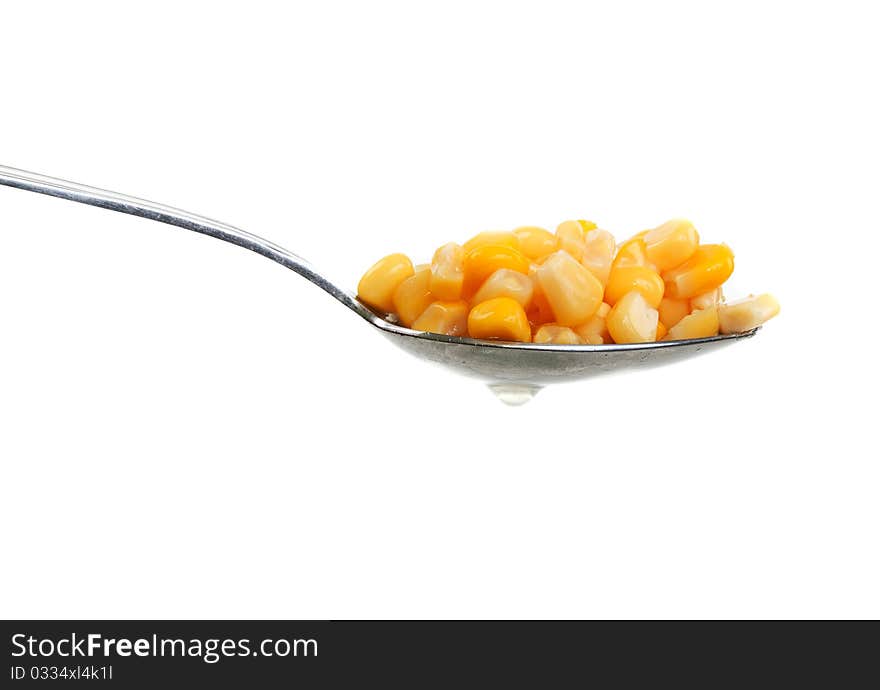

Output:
xmin=0 ymin=164 xmax=379 ymax=324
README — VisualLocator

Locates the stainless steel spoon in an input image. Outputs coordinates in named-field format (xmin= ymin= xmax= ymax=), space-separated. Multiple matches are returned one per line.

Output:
xmin=0 ymin=164 xmax=757 ymax=404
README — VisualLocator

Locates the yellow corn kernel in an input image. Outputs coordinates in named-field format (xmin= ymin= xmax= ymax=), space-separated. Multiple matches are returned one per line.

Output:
xmin=573 ymin=302 xmax=611 ymax=344
xmin=536 ymin=250 xmax=604 ymax=326
xmin=655 ymin=321 xmax=668 ymax=341
xmin=606 ymin=290 xmax=660 ymax=344
xmin=467 ymin=297 xmax=531 ymax=342
xmin=658 ymin=297 xmax=690 ymax=330
xmin=462 ymin=244 xmax=530 ymax=296
xmin=357 ymin=253 xmax=415 ymax=313
xmin=581 ymin=229 xmax=616 ymax=285
xmin=604 ymin=265 xmax=665 ymax=308
xmin=472 ymin=268 xmax=534 ymax=309
xmin=718 ymin=294 xmax=780 ymax=334
xmin=392 ymin=266 xmax=435 ymax=327
xmin=462 ymin=231 xmax=521 ymax=254
xmin=612 ymin=237 xmax=649 ymax=270
xmin=644 ymin=219 xmax=700 ymax=271
xmin=690 ymin=286 xmax=724 ymax=311
xmin=555 ymin=220 xmax=586 ymax=262
xmin=513 ymin=226 xmax=558 ymax=261
xmin=577 ymin=220 xmax=598 ymax=234
xmin=533 ymin=324 xmax=583 ymax=345
xmin=665 ymin=307 xmax=719 ymax=340
xmin=411 ymin=300 xmax=469 ymax=336
xmin=429 ymin=242 xmax=465 ymax=300
xmin=663 ymin=244 xmax=735 ymax=299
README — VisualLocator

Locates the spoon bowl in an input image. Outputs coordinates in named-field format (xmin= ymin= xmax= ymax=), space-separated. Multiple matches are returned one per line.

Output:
xmin=0 ymin=164 xmax=758 ymax=404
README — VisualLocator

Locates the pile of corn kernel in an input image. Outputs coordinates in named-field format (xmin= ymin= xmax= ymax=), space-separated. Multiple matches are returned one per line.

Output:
xmin=357 ymin=220 xmax=780 ymax=344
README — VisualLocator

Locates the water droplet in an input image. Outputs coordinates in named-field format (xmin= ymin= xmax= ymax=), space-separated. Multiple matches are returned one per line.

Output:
xmin=488 ymin=383 xmax=542 ymax=406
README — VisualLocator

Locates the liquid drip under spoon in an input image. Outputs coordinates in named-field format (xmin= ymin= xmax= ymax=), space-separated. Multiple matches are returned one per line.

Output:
xmin=0 ymin=164 xmax=757 ymax=405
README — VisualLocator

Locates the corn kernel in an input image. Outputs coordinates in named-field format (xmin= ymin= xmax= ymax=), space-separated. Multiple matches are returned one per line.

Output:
xmin=462 ymin=244 xmax=530 ymax=296
xmin=536 ymin=250 xmax=604 ymax=326
xmin=462 ymin=231 xmax=520 ymax=253
xmin=533 ymin=324 xmax=583 ymax=345
xmin=606 ymin=290 xmax=660 ymax=344
xmin=665 ymin=307 xmax=719 ymax=340
xmin=690 ymin=286 xmax=723 ymax=311
xmin=663 ymin=244 xmax=734 ymax=299
xmin=604 ymin=265 xmax=665 ymax=308
xmin=581 ymin=229 xmax=615 ymax=285
xmin=612 ymin=237 xmax=649 ymax=269
xmin=555 ymin=220 xmax=586 ymax=262
xmin=658 ymin=297 xmax=690 ymax=330
xmin=655 ymin=321 xmax=668 ymax=340
xmin=718 ymin=294 xmax=780 ymax=334
xmin=391 ymin=266 xmax=434 ymax=327
xmin=580 ymin=332 xmax=604 ymax=345
xmin=644 ymin=219 xmax=700 ymax=271
xmin=411 ymin=300 xmax=469 ymax=336
xmin=513 ymin=226 xmax=558 ymax=261
xmin=358 ymin=253 xmax=415 ymax=313
xmin=526 ymin=269 xmax=556 ymax=327
xmin=573 ymin=302 xmax=610 ymax=344
xmin=467 ymin=297 xmax=531 ymax=342
xmin=577 ymin=220 xmax=598 ymax=233
xmin=429 ymin=242 xmax=465 ymax=300
xmin=472 ymin=268 xmax=534 ymax=309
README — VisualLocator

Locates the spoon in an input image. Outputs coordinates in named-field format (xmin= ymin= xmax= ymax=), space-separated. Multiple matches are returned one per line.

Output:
xmin=0 ymin=164 xmax=757 ymax=405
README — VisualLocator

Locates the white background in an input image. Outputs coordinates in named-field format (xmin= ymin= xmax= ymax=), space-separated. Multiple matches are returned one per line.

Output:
xmin=1 ymin=1 xmax=878 ymax=619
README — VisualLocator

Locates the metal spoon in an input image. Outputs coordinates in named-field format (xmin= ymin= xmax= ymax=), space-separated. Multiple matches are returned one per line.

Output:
xmin=0 ymin=164 xmax=757 ymax=404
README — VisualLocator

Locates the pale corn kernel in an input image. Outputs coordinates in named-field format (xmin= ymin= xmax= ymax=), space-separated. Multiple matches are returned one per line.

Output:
xmin=663 ymin=244 xmax=735 ymax=299
xmin=604 ymin=265 xmax=665 ymax=308
xmin=462 ymin=231 xmax=521 ymax=254
xmin=392 ymin=266 xmax=435 ymax=327
xmin=644 ymin=219 xmax=700 ymax=271
xmin=526 ymin=269 xmax=556 ymax=327
xmin=536 ymin=250 xmax=604 ymax=326
xmin=429 ymin=242 xmax=465 ymax=300
xmin=665 ymin=307 xmax=719 ymax=340
xmin=606 ymin=290 xmax=659 ymax=344
xmin=612 ymin=237 xmax=649 ymax=269
xmin=533 ymin=324 xmax=583 ymax=345
xmin=555 ymin=220 xmax=586 ymax=262
xmin=467 ymin=297 xmax=531 ymax=342
xmin=357 ymin=253 xmax=415 ymax=313
xmin=718 ymin=294 xmax=780 ymax=334
xmin=690 ymin=286 xmax=723 ymax=311
xmin=573 ymin=302 xmax=611 ymax=344
xmin=411 ymin=300 xmax=469 ymax=336
xmin=462 ymin=244 xmax=530 ymax=296
xmin=513 ymin=226 xmax=558 ymax=260
xmin=655 ymin=321 xmax=668 ymax=341
xmin=581 ymin=229 xmax=616 ymax=285
xmin=658 ymin=297 xmax=690 ymax=330
xmin=472 ymin=268 xmax=534 ymax=309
